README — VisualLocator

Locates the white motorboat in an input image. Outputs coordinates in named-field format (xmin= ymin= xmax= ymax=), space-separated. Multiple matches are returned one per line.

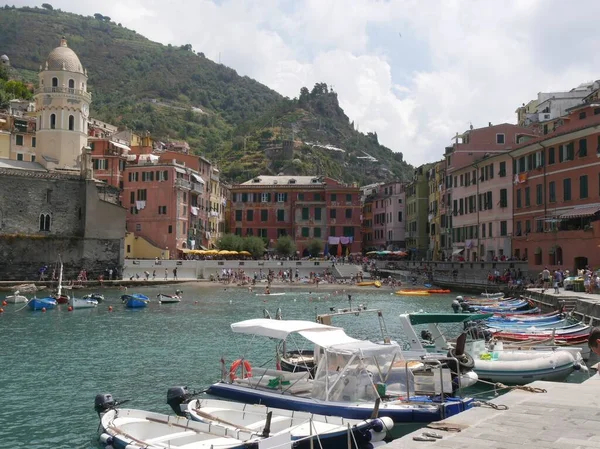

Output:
xmin=167 ymin=390 xmax=393 ymax=448
xmin=207 ymin=319 xmax=474 ymax=425
xmin=98 ymin=406 xmax=257 ymax=449
xmin=70 ymin=296 xmax=99 ymax=309
xmin=5 ymin=290 xmax=28 ymax=303
xmin=157 ymin=292 xmax=182 ymax=304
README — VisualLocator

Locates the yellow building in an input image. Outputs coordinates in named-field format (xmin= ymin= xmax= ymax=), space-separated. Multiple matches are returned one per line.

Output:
xmin=208 ymin=166 xmax=228 ymax=248
xmin=124 ymin=232 xmax=169 ymax=260
xmin=427 ymin=160 xmax=444 ymax=260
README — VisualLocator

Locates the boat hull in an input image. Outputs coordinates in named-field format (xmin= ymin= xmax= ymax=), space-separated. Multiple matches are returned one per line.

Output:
xmin=28 ymin=298 xmax=57 ymax=310
xmin=5 ymin=294 xmax=28 ymax=304
xmin=157 ymin=293 xmax=181 ymax=304
xmin=207 ymin=382 xmax=472 ymax=424
xmin=473 ymin=350 xmax=576 ymax=384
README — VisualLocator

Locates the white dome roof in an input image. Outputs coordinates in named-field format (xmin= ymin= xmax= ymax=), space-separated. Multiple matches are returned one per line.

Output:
xmin=0 ymin=54 xmax=9 ymax=61
xmin=44 ymin=38 xmax=84 ymax=74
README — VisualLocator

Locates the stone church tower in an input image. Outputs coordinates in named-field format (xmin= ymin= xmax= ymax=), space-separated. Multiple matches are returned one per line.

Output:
xmin=34 ymin=38 xmax=90 ymax=170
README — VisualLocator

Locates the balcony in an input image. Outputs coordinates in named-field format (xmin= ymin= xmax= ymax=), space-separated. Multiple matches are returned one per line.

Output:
xmin=35 ymin=86 xmax=92 ymax=102
xmin=175 ymin=178 xmax=191 ymax=190
xmin=191 ymin=182 xmax=204 ymax=194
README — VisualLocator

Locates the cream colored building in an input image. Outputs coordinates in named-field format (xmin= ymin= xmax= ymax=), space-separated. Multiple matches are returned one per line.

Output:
xmin=208 ymin=166 xmax=228 ymax=248
xmin=34 ymin=38 xmax=91 ymax=169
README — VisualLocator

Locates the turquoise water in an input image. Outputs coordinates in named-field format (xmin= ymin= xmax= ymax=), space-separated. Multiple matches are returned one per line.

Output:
xmin=0 ymin=285 xmax=589 ymax=448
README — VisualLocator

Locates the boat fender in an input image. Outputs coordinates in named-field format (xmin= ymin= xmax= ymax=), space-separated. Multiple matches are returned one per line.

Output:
xmin=364 ymin=441 xmax=387 ymax=449
xmin=447 ymin=349 xmax=475 ymax=371
xmin=99 ymin=433 xmax=113 ymax=444
xmin=167 ymin=386 xmax=192 ymax=416
xmin=371 ymin=416 xmax=394 ymax=433
xmin=94 ymin=393 xmax=116 ymax=416
xmin=229 ymin=359 xmax=252 ymax=382
xmin=573 ymin=362 xmax=582 ymax=371
xmin=366 ymin=429 xmax=387 ymax=442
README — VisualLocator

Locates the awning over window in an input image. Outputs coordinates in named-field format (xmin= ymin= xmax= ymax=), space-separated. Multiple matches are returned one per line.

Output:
xmin=175 ymin=167 xmax=186 ymax=174
xmin=191 ymin=173 xmax=205 ymax=184
xmin=559 ymin=204 xmax=600 ymax=219
xmin=452 ymin=248 xmax=464 ymax=255
xmin=110 ymin=141 xmax=131 ymax=152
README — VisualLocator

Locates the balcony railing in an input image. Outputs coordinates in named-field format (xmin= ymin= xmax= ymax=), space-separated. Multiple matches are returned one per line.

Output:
xmin=191 ymin=182 xmax=204 ymax=194
xmin=175 ymin=178 xmax=191 ymax=190
xmin=35 ymin=86 xmax=92 ymax=101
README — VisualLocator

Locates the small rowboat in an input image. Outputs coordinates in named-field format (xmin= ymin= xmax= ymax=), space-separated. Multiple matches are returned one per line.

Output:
xmin=255 ymin=292 xmax=286 ymax=296
xmin=157 ymin=293 xmax=182 ymax=304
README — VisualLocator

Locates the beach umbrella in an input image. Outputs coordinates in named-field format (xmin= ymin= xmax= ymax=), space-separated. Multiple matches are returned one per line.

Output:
xmin=229 ymin=250 xmax=239 ymax=255
xmin=218 ymin=250 xmax=230 ymax=255
xmin=239 ymin=251 xmax=251 ymax=256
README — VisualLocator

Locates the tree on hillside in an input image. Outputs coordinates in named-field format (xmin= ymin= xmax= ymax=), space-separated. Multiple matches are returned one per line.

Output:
xmin=41 ymin=3 xmax=53 ymax=10
xmin=93 ymin=13 xmax=104 ymax=20
xmin=275 ymin=235 xmax=296 ymax=257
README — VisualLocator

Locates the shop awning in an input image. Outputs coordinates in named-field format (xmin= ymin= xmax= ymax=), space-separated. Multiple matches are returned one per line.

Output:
xmin=452 ymin=248 xmax=464 ymax=255
xmin=191 ymin=173 xmax=205 ymax=184
xmin=559 ymin=204 xmax=600 ymax=219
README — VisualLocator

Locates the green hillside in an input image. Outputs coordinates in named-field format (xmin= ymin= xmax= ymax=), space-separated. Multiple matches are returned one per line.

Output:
xmin=0 ymin=5 xmax=413 ymax=184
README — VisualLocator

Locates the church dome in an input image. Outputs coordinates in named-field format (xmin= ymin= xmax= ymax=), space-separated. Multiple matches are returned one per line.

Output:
xmin=0 ymin=54 xmax=8 ymax=62
xmin=44 ymin=38 xmax=84 ymax=74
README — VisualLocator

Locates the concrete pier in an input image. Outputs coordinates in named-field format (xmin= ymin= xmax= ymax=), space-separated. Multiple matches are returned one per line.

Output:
xmin=387 ymin=374 xmax=600 ymax=448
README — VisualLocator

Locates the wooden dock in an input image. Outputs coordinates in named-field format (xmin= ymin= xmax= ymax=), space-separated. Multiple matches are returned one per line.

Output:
xmin=387 ymin=374 xmax=600 ymax=448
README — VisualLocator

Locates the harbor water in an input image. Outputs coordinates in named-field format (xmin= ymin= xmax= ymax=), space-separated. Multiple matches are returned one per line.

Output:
xmin=0 ymin=284 xmax=590 ymax=448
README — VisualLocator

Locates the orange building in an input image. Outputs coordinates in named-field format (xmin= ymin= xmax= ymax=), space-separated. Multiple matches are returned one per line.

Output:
xmin=511 ymin=103 xmax=600 ymax=272
xmin=229 ymin=175 xmax=362 ymax=256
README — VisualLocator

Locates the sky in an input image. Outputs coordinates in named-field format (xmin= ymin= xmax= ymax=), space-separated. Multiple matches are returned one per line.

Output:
xmin=13 ymin=0 xmax=600 ymax=166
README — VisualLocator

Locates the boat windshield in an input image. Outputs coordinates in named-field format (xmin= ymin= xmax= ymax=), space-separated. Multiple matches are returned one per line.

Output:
xmin=311 ymin=343 xmax=414 ymax=402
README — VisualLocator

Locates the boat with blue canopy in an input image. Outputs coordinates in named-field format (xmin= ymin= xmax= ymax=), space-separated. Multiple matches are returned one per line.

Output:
xmin=122 ymin=293 xmax=150 ymax=308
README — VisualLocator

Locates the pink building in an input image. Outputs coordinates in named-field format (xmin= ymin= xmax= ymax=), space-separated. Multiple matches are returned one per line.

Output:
xmin=446 ymin=123 xmax=535 ymax=261
xmin=362 ymin=181 xmax=406 ymax=250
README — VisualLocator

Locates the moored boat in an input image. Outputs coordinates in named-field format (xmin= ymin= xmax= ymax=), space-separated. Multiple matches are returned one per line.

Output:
xmin=465 ymin=340 xmax=583 ymax=383
xmin=157 ymin=291 xmax=182 ymax=304
xmin=83 ymin=293 xmax=104 ymax=303
xmin=5 ymin=291 xmax=28 ymax=303
xmin=28 ymin=297 xmax=57 ymax=311
xmin=70 ymin=296 xmax=99 ymax=309
xmin=207 ymin=319 xmax=474 ymax=425
xmin=394 ymin=290 xmax=431 ymax=296
xmin=122 ymin=293 xmax=150 ymax=308
xmin=168 ymin=390 xmax=393 ymax=449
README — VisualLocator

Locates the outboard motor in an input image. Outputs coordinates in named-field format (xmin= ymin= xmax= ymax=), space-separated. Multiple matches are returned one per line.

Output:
xmin=456 ymin=296 xmax=464 ymax=302
xmin=167 ymin=386 xmax=192 ymax=416
xmin=94 ymin=393 xmax=116 ymax=416
xmin=451 ymin=300 xmax=460 ymax=313
xmin=420 ymin=329 xmax=433 ymax=343
xmin=460 ymin=301 xmax=471 ymax=312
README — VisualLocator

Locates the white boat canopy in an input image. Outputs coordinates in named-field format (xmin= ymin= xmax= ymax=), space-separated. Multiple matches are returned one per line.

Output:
xmin=231 ymin=319 xmax=402 ymax=357
xmin=231 ymin=319 xmax=339 ymax=340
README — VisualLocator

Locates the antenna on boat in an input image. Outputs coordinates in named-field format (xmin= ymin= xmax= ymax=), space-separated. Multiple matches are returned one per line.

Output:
xmin=348 ymin=294 xmax=352 ymax=310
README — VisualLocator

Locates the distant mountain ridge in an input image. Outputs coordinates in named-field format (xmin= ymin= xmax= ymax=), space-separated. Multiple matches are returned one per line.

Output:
xmin=0 ymin=6 xmax=413 ymax=184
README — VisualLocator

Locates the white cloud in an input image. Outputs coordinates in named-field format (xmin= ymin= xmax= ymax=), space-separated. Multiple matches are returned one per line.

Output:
xmin=15 ymin=0 xmax=600 ymax=168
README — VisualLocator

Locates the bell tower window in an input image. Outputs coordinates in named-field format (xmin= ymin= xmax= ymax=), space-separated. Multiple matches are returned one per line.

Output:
xmin=50 ymin=114 xmax=56 ymax=129
xmin=68 ymin=79 xmax=75 ymax=93
xmin=52 ymin=77 xmax=58 ymax=88
xmin=68 ymin=115 xmax=75 ymax=131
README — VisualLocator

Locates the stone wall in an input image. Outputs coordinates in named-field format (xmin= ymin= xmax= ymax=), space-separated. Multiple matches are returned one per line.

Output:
xmin=0 ymin=169 xmax=125 ymax=280
xmin=0 ymin=236 xmax=121 ymax=280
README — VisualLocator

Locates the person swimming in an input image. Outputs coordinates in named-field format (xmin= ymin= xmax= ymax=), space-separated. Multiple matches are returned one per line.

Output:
xmin=265 ymin=287 xmax=270 ymax=295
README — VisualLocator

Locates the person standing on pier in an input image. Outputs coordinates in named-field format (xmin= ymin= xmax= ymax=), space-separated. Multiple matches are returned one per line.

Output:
xmin=164 ymin=268 xmax=168 ymax=281
xmin=541 ymin=267 xmax=550 ymax=293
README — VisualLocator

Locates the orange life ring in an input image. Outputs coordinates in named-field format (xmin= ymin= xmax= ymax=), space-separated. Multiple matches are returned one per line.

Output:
xmin=229 ymin=359 xmax=252 ymax=382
